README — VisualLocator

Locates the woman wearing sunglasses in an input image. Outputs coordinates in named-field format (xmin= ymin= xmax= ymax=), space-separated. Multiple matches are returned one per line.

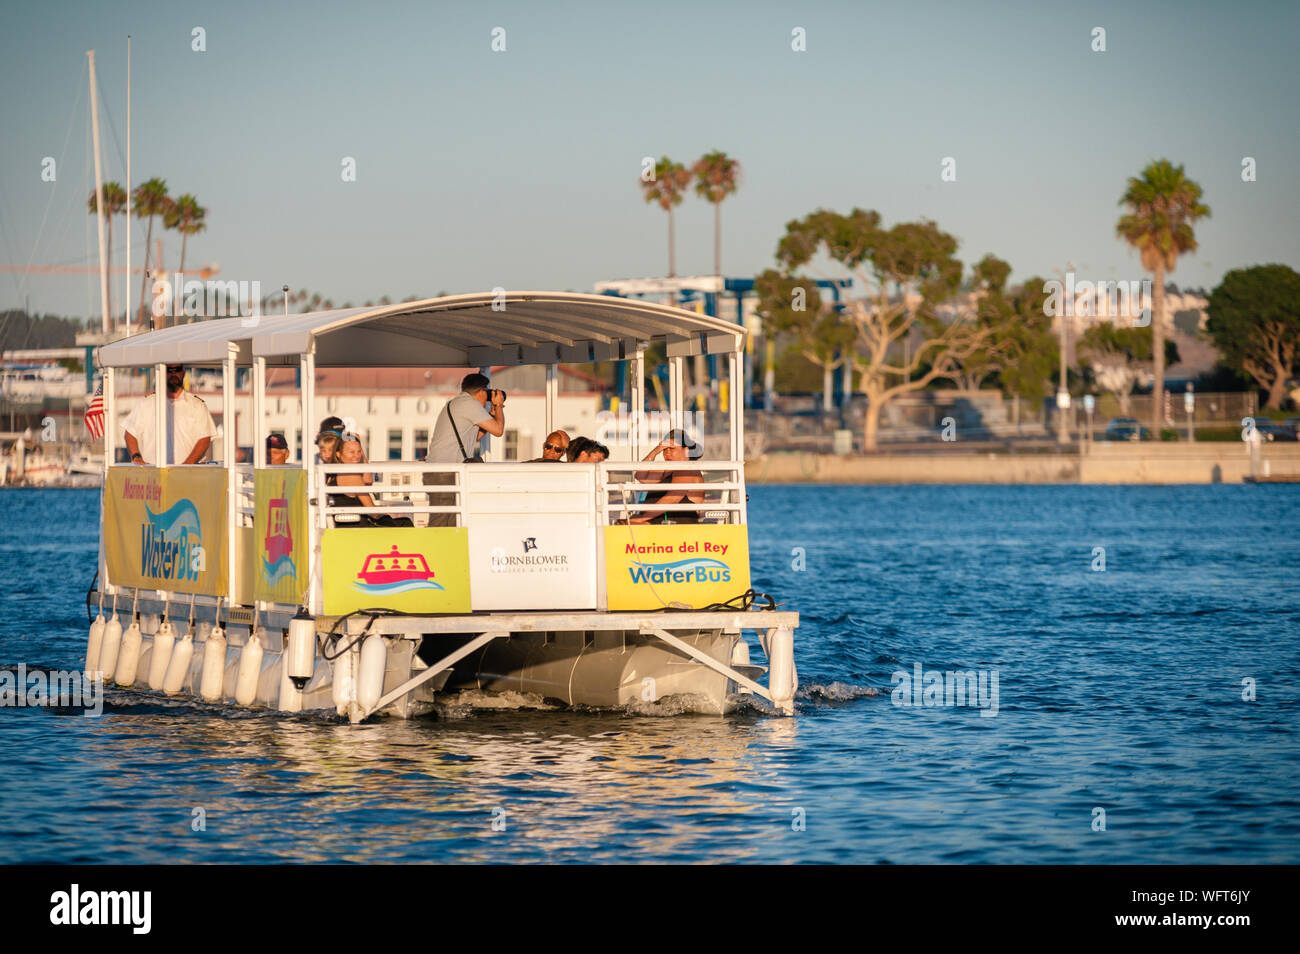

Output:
xmin=327 ymin=432 xmax=411 ymax=528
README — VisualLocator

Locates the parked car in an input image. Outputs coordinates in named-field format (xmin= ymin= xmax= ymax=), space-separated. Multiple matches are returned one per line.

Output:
xmin=1249 ymin=417 xmax=1297 ymax=441
xmin=1103 ymin=418 xmax=1151 ymax=441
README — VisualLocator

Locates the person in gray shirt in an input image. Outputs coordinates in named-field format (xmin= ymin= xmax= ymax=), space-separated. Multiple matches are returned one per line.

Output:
xmin=423 ymin=372 xmax=506 ymax=525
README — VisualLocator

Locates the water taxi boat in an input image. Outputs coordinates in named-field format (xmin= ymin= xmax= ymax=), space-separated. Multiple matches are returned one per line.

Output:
xmin=83 ymin=291 xmax=799 ymax=721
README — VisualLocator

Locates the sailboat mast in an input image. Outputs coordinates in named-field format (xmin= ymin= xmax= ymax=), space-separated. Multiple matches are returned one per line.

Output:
xmin=125 ymin=35 xmax=131 ymax=335
xmin=87 ymin=50 xmax=110 ymax=337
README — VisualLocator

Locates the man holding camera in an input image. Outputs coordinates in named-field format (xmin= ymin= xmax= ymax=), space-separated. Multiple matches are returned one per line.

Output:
xmin=423 ymin=372 xmax=506 ymax=525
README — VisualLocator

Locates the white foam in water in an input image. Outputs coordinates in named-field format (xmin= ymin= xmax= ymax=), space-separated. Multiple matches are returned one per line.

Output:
xmin=797 ymin=682 xmax=880 ymax=703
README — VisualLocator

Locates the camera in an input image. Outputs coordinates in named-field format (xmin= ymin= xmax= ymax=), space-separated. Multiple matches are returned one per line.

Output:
xmin=490 ymin=388 xmax=507 ymax=405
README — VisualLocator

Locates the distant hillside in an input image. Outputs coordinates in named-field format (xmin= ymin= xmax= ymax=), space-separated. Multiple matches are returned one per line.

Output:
xmin=0 ymin=310 xmax=89 ymax=352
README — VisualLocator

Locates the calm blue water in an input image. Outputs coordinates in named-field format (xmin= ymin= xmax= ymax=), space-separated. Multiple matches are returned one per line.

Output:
xmin=1 ymin=485 xmax=1297 ymax=863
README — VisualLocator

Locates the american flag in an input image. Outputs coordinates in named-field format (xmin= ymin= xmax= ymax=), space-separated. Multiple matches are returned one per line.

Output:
xmin=84 ymin=375 xmax=105 ymax=440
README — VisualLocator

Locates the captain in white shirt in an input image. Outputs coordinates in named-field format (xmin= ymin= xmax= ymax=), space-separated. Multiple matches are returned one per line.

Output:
xmin=123 ymin=363 xmax=218 ymax=465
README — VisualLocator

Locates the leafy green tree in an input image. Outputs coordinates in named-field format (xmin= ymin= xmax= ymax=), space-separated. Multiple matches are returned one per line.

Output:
xmin=639 ymin=157 xmax=691 ymax=277
xmin=163 ymin=194 xmax=207 ymax=274
xmin=950 ymin=256 xmax=1056 ymax=402
xmin=692 ymin=150 xmax=741 ymax=277
xmin=1205 ymin=264 xmax=1300 ymax=408
xmin=132 ymin=177 xmax=171 ymax=327
xmin=765 ymin=208 xmax=1006 ymax=451
xmin=1117 ymin=159 xmax=1210 ymax=433
xmin=754 ymin=270 xmax=853 ymax=411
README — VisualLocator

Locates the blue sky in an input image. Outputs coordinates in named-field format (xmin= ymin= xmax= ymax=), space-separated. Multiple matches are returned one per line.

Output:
xmin=1 ymin=0 xmax=1297 ymax=320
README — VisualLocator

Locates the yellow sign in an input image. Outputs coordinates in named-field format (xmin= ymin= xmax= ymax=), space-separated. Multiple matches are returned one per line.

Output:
xmin=254 ymin=469 xmax=307 ymax=604
xmin=322 ymin=527 xmax=471 ymax=616
xmin=603 ymin=525 xmax=750 ymax=610
xmin=104 ymin=467 xmax=228 ymax=595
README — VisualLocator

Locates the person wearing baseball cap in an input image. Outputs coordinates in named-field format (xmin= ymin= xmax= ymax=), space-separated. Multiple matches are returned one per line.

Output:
xmin=628 ymin=428 xmax=704 ymax=524
xmin=266 ymin=432 xmax=290 ymax=466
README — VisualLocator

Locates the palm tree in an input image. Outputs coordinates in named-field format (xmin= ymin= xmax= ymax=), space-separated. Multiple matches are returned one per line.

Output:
xmin=133 ymin=178 xmax=171 ymax=327
xmin=86 ymin=181 xmax=127 ymax=321
xmin=640 ymin=156 xmax=691 ymax=277
xmin=692 ymin=151 xmax=741 ymax=277
xmin=1117 ymin=160 xmax=1210 ymax=438
xmin=164 ymin=193 xmax=207 ymax=274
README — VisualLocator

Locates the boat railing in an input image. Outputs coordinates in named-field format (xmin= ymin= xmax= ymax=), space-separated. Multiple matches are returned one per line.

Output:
xmin=599 ymin=460 xmax=747 ymax=525
xmin=312 ymin=459 xmax=748 ymax=527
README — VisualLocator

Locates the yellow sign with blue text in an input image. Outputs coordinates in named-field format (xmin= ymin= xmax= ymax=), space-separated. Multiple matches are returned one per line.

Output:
xmin=321 ymin=527 xmax=471 ymax=615
xmin=603 ymin=525 xmax=750 ymax=610
xmin=254 ymin=469 xmax=307 ymax=604
xmin=104 ymin=467 xmax=228 ymax=595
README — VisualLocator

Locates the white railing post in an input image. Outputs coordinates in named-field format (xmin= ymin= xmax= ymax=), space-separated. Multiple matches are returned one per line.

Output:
xmin=153 ymin=362 xmax=166 ymax=463
xmin=223 ymin=346 xmax=237 ymax=608
xmin=252 ymin=356 xmax=266 ymax=468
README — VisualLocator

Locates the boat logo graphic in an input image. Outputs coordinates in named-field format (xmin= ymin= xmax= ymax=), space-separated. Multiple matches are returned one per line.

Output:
xmin=351 ymin=545 xmax=444 ymax=595
xmin=262 ymin=479 xmax=296 ymax=586
xmin=628 ymin=557 xmax=730 ymax=585
xmin=141 ymin=498 xmax=202 ymax=582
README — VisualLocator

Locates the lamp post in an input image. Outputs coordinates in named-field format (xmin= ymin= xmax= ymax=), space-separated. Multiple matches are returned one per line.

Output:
xmin=1053 ymin=262 xmax=1075 ymax=446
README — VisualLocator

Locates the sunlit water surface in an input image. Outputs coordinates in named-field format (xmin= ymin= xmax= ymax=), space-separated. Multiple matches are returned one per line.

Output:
xmin=1 ymin=486 xmax=1297 ymax=863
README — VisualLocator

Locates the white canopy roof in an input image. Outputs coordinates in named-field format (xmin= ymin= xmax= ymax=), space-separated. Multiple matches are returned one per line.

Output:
xmin=96 ymin=291 xmax=745 ymax=368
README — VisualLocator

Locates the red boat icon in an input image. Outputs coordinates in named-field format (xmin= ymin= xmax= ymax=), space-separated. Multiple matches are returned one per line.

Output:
xmin=357 ymin=545 xmax=435 ymax=585
xmin=264 ymin=480 xmax=293 ymax=563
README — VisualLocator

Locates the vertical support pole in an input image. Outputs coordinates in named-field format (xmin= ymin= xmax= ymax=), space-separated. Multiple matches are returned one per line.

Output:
xmin=301 ymin=350 xmax=320 ymax=615
xmin=545 ymin=363 xmax=557 ymax=438
xmin=631 ymin=347 xmax=644 ymax=462
xmin=223 ymin=347 xmax=237 ymax=607
xmin=153 ymin=362 xmax=166 ymax=464
xmin=102 ymin=364 xmax=116 ymax=595
xmin=252 ymin=356 xmax=266 ymax=468
xmin=670 ymin=356 xmax=685 ymax=432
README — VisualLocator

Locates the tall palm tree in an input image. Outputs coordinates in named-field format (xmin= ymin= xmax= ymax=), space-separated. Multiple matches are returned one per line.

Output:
xmin=86 ymin=181 xmax=127 ymax=322
xmin=1117 ymin=159 xmax=1210 ymax=438
xmin=133 ymin=177 xmax=171 ymax=327
xmin=164 ymin=194 xmax=207 ymax=274
xmin=640 ymin=156 xmax=691 ymax=277
xmin=692 ymin=150 xmax=741 ymax=277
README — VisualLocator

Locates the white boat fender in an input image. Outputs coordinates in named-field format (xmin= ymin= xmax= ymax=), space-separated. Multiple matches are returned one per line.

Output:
xmin=235 ymin=630 xmax=265 ymax=706
xmin=286 ymin=609 xmax=316 ymax=690
xmin=768 ymin=625 xmax=795 ymax=710
xmin=148 ymin=620 xmax=176 ymax=690
xmin=163 ymin=623 xmax=195 ymax=695
xmin=199 ymin=626 xmax=227 ymax=702
xmin=84 ymin=612 xmax=106 ymax=680
xmin=114 ymin=619 xmax=144 ymax=687
xmin=277 ymin=645 xmax=303 ymax=713
xmin=356 ymin=635 xmax=387 ymax=715
xmin=331 ymin=638 xmax=355 ymax=717
xmin=99 ymin=613 xmax=123 ymax=683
